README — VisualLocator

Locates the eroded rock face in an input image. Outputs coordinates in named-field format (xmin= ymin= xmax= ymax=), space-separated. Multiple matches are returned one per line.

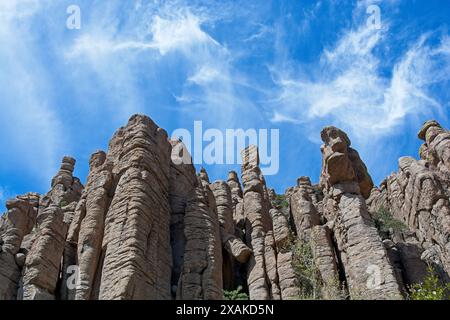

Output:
xmin=241 ymin=146 xmax=302 ymax=300
xmin=367 ymin=120 xmax=450 ymax=282
xmin=18 ymin=157 xmax=83 ymax=300
xmin=320 ymin=126 xmax=403 ymax=300
xmin=0 ymin=194 xmax=39 ymax=299
xmin=168 ymin=140 xmax=197 ymax=297
xmin=21 ymin=205 xmax=68 ymax=300
xmin=74 ymin=151 xmax=114 ymax=300
xmin=227 ymin=171 xmax=246 ymax=244
xmin=241 ymin=145 xmax=275 ymax=300
xmin=320 ymin=127 xmax=373 ymax=199
xmin=4 ymin=115 xmax=450 ymax=301
xmin=290 ymin=177 xmax=321 ymax=241
xmin=418 ymin=120 xmax=450 ymax=174
xmin=42 ymin=156 xmax=83 ymax=209
xmin=310 ymin=225 xmax=341 ymax=299
xmin=210 ymin=180 xmax=251 ymax=290
xmin=98 ymin=115 xmax=173 ymax=300
xmin=270 ymin=208 xmax=300 ymax=300
xmin=211 ymin=181 xmax=252 ymax=264
xmin=176 ymin=176 xmax=223 ymax=300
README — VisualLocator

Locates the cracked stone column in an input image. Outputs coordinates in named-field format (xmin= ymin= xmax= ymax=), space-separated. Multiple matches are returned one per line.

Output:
xmin=320 ymin=126 xmax=403 ymax=300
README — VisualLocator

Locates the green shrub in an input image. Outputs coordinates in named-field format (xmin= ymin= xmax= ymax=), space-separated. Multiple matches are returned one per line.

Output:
xmin=278 ymin=231 xmax=295 ymax=254
xmin=408 ymin=266 xmax=450 ymax=300
xmin=224 ymin=286 xmax=249 ymax=300
xmin=292 ymin=240 xmax=322 ymax=299
xmin=373 ymin=207 xmax=407 ymax=234
xmin=272 ymin=194 xmax=289 ymax=210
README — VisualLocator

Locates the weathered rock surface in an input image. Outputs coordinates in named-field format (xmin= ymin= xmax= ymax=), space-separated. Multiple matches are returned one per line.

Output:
xmin=3 ymin=115 xmax=450 ymax=300
xmin=290 ymin=177 xmax=321 ymax=241
xmin=42 ymin=156 xmax=83 ymax=209
xmin=0 ymin=194 xmax=39 ymax=299
xmin=270 ymin=208 xmax=300 ymax=300
xmin=310 ymin=225 xmax=341 ymax=299
xmin=367 ymin=120 xmax=450 ymax=284
xmin=97 ymin=115 xmax=173 ymax=300
xmin=211 ymin=181 xmax=252 ymax=264
xmin=18 ymin=157 xmax=83 ymax=300
xmin=241 ymin=146 xmax=303 ymax=300
xmin=176 ymin=175 xmax=223 ymax=299
xmin=168 ymin=140 xmax=197 ymax=297
xmin=227 ymin=171 xmax=246 ymax=244
xmin=21 ymin=205 xmax=68 ymax=300
xmin=210 ymin=180 xmax=251 ymax=290
xmin=320 ymin=126 xmax=403 ymax=300
xmin=74 ymin=151 xmax=113 ymax=300
xmin=241 ymin=145 xmax=275 ymax=300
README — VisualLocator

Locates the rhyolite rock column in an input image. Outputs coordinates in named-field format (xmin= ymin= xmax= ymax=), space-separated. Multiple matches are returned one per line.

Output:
xmin=320 ymin=126 xmax=403 ymax=299
xmin=176 ymin=170 xmax=223 ymax=300
xmin=0 ymin=194 xmax=38 ymax=299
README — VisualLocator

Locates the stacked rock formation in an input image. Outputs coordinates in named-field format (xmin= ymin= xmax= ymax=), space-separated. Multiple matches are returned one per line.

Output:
xmin=210 ymin=180 xmax=251 ymax=290
xmin=176 ymin=168 xmax=223 ymax=300
xmin=0 ymin=193 xmax=39 ymax=299
xmin=241 ymin=145 xmax=300 ymax=300
xmin=319 ymin=126 xmax=403 ymax=299
xmin=0 ymin=156 xmax=83 ymax=301
xmin=168 ymin=140 xmax=198 ymax=297
xmin=289 ymin=177 xmax=321 ymax=241
xmin=2 ymin=115 xmax=450 ymax=300
xmin=367 ymin=120 xmax=450 ymax=285
xmin=20 ymin=157 xmax=83 ymax=300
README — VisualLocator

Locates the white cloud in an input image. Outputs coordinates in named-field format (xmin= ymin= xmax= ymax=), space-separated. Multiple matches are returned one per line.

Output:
xmin=244 ymin=24 xmax=274 ymax=42
xmin=271 ymin=111 xmax=302 ymax=124
xmin=64 ymin=2 xmax=244 ymax=123
xmin=67 ymin=5 xmax=219 ymax=59
xmin=188 ymin=65 xmax=224 ymax=85
xmin=150 ymin=12 xmax=220 ymax=55
xmin=0 ymin=0 xmax=63 ymax=184
xmin=0 ymin=0 xmax=41 ymax=20
xmin=0 ymin=186 xmax=12 ymax=212
xmin=270 ymin=23 xmax=450 ymax=138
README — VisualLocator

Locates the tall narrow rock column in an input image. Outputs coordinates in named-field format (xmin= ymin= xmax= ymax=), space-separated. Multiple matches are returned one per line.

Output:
xmin=168 ymin=140 xmax=197 ymax=297
xmin=0 ymin=195 xmax=38 ymax=299
xmin=241 ymin=145 xmax=277 ymax=300
xmin=211 ymin=181 xmax=251 ymax=263
xmin=210 ymin=181 xmax=252 ymax=289
xmin=98 ymin=115 xmax=173 ymax=300
xmin=21 ymin=205 xmax=67 ymax=300
xmin=176 ymin=170 xmax=223 ymax=300
xmin=21 ymin=157 xmax=83 ymax=300
xmin=320 ymin=126 xmax=403 ymax=299
xmin=74 ymin=151 xmax=114 ymax=300
xmin=227 ymin=171 xmax=246 ymax=242
xmin=290 ymin=177 xmax=321 ymax=241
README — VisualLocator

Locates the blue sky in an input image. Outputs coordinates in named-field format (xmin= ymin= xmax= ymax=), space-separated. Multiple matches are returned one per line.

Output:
xmin=1 ymin=0 xmax=450 ymax=211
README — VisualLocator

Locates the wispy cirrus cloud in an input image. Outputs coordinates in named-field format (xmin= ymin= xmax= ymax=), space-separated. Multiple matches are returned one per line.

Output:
xmin=0 ymin=186 xmax=12 ymax=213
xmin=66 ymin=1 xmax=264 ymax=129
xmin=0 ymin=0 xmax=41 ymax=19
xmin=0 ymin=0 xmax=64 ymax=187
xmin=67 ymin=8 xmax=219 ymax=58
xmin=270 ymin=22 xmax=450 ymax=138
